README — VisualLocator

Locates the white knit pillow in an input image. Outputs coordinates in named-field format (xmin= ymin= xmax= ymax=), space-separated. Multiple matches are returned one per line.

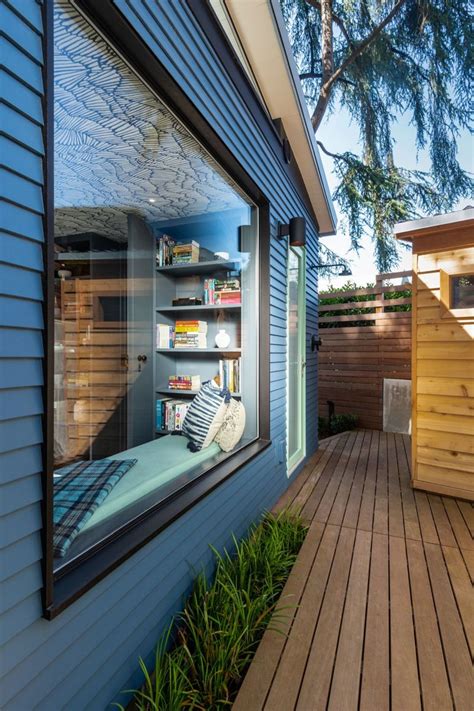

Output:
xmin=215 ymin=399 xmax=246 ymax=452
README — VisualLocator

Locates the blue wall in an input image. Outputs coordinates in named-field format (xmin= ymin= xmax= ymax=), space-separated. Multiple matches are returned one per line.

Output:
xmin=0 ymin=1 xmax=319 ymax=708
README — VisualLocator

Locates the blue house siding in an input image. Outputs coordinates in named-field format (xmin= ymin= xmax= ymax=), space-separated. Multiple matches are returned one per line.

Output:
xmin=0 ymin=1 xmax=320 ymax=709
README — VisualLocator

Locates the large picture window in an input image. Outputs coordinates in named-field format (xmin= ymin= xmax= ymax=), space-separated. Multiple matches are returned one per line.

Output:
xmin=51 ymin=0 xmax=261 ymax=576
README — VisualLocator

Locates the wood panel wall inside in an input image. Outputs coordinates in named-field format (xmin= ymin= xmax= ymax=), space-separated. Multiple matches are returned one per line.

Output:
xmin=318 ymin=271 xmax=412 ymax=430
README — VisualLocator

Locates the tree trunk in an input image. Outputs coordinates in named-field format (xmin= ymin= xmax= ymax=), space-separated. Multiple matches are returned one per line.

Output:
xmin=312 ymin=0 xmax=333 ymax=131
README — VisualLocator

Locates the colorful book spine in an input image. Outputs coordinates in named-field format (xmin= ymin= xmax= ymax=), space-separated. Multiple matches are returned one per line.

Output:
xmin=156 ymin=398 xmax=191 ymax=432
xmin=218 ymin=358 xmax=241 ymax=393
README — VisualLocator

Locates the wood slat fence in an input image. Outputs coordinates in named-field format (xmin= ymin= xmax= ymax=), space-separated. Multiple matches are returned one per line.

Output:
xmin=318 ymin=270 xmax=412 ymax=430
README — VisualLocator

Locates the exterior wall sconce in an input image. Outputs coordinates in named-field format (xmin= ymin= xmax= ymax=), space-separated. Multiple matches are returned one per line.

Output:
xmin=277 ymin=217 xmax=306 ymax=247
xmin=309 ymin=263 xmax=352 ymax=277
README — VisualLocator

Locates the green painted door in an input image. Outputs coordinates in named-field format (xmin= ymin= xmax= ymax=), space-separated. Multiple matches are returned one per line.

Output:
xmin=287 ymin=246 xmax=306 ymax=473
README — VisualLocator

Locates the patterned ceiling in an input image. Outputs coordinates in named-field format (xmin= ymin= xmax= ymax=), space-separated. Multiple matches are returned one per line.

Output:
xmin=54 ymin=1 xmax=249 ymax=241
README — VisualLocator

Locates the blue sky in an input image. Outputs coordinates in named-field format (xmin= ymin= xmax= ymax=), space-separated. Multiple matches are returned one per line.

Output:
xmin=317 ymin=105 xmax=473 ymax=289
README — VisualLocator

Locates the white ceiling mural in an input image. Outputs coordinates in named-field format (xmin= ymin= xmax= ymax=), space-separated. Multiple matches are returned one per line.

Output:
xmin=54 ymin=1 xmax=249 ymax=241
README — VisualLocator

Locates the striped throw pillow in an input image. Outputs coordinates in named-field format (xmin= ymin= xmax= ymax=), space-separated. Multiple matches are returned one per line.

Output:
xmin=182 ymin=381 xmax=230 ymax=451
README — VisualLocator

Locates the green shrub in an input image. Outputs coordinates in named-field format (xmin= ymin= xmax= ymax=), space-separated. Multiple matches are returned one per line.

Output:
xmin=319 ymin=413 xmax=358 ymax=438
xmin=330 ymin=413 xmax=358 ymax=434
xmin=117 ymin=511 xmax=307 ymax=710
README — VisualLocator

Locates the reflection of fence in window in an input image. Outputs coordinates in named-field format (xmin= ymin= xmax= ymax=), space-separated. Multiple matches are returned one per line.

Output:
xmin=451 ymin=274 xmax=474 ymax=309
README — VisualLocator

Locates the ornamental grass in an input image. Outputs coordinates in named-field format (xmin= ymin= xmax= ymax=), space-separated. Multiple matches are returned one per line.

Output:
xmin=118 ymin=510 xmax=307 ymax=710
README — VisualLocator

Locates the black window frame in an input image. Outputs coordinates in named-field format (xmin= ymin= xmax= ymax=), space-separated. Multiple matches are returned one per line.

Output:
xmin=41 ymin=0 xmax=271 ymax=619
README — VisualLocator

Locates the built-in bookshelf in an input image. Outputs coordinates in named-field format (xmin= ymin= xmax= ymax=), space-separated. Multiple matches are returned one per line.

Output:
xmin=154 ymin=252 xmax=246 ymax=436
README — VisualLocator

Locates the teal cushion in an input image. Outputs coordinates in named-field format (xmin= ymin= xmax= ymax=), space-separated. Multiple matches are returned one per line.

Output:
xmin=80 ymin=436 xmax=220 ymax=532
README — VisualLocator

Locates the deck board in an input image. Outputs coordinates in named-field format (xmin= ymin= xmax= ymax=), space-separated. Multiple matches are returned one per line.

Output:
xmin=235 ymin=430 xmax=474 ymax=711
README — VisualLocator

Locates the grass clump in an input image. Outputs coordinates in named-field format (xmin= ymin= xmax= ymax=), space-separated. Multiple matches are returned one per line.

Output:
xmin=119 ymin=510 xmax=307 ymax=710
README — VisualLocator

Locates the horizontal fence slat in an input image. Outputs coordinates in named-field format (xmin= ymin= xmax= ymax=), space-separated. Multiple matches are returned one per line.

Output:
xmin=318 ymin=272 xmax=412 ymax=429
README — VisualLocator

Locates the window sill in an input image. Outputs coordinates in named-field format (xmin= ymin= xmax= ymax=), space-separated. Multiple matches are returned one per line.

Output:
xmin=45 ymin=437 xmax=271 ymax=619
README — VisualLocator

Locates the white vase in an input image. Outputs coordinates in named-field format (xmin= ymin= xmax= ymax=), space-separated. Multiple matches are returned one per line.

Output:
xmin=215 ymin=329 xmax=231 ymax=348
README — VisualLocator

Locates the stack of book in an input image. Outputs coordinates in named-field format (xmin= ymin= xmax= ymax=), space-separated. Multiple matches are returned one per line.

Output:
xmin=156 ymin=398 xmax=190 ymax=432
xmin=218 ymin=358 xmax=241 ymax=393
xmin=157 ymin=235 xmax=176 ymax=267
xmin=174 ymin=320 xmax=208 ymax=349
xmin=156 ymin=324 xmax=175 ymax=349
xmin=168 ymin=375 xmax=201 ymax=391
xmin=204 ymin=278 xmax=241 ymax=305
xmin=172 ymin=241 xmax=200 ymax=264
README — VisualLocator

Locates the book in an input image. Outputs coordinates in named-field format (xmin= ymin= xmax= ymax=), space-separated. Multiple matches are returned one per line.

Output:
xmin=156 ymin=398 xmax=190 ymax=432
xmin=218 ymin=358 xmax=241 ymax=393
xmin=168 ymin=375 xmax=201 ymax=390
xmin=157 ymin=235 xmax=175 ymax=267
xmin=172 ymin=241 xmax=199 ymax=264
xmin=175 ymin=320 xmax=208 ymax=333
xmin=156 ymin=323 xmax=175 ymax=349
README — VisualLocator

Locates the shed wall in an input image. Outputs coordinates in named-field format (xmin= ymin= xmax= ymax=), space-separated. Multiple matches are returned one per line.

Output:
xmin=412 ymin=235 xmax=474 ymax=499
xmin=0 ymin=1 xmax=320 ymax=709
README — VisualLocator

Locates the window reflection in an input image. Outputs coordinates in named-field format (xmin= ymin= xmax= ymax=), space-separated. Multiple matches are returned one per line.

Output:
xmin=53 ymin=1 xmax=259 ymax=567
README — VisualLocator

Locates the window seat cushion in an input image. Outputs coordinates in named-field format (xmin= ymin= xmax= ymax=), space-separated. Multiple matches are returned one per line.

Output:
xmin=79 ymin=435 xmax=220 ymax=534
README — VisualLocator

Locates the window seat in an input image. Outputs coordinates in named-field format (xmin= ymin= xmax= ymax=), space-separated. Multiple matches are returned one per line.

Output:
xmin=79 ymin=435 xmax=221 ymax=534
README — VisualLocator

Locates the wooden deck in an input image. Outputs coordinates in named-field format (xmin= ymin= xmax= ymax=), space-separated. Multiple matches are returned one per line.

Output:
xmin=233 ymin=431 xmax=473 ymax=711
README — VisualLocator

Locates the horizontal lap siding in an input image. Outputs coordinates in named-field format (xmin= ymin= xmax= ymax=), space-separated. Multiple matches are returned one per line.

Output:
xmin=413 ymin=245 xmax=474 ymax=498
xmin=0 ymin=1 xmax=320 ymax=709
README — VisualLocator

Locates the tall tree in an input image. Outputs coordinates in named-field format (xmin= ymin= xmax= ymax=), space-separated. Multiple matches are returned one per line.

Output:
xmin=281 ymin=0 xmax=472 ymax=271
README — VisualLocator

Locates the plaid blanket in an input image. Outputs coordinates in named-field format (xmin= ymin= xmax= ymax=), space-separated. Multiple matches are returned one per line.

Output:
xmin=53 ymin=458 xmax=137 ymax=558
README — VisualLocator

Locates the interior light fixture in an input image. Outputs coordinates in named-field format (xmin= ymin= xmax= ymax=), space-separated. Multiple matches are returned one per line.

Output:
xmin=148 ymin=198 xmax=156 ymax=203
xmin=277 ymin=216 xmax=306 ymax=247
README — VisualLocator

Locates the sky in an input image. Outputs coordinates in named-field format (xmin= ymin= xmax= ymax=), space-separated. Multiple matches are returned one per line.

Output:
xmin=316 ymin=105 xmax=473 ymax=290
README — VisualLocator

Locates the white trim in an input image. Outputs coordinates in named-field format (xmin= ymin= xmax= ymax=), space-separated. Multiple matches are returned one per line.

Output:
xmin=224 ymin=0 xmax=337 ymax=235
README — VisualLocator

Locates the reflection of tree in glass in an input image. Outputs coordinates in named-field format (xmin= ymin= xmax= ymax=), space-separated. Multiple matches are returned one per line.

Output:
xmin=452 ymin=275 xmax=474 ymax=309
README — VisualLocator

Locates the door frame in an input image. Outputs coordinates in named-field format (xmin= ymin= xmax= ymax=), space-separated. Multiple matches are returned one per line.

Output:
xmin=287 ymin=245 xmax=306 ymax=475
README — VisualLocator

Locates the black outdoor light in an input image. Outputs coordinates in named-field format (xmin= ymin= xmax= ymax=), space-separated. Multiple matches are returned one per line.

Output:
xmin=310 ymin=263 xmax=352 ymax=277
xmin=277 ymin=216 xmax=306 ymax=247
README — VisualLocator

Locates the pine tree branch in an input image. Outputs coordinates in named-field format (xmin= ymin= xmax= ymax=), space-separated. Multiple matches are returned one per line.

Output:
xmin=310 ymin=0 xmax=409 ymax=130
xmin=300 ymin=70 xmax=355 ymax=85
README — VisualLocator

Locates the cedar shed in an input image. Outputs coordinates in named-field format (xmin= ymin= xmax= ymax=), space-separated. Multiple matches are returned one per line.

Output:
xmin=395 ymin=208 xmax=474 ymax=501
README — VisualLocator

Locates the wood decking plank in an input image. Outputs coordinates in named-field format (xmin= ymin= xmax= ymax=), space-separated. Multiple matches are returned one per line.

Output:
xmin=456 ymin=500 xmax=473 ymax=538
xmin=414 ymin=490 xmax=440 ymax=544
xmin=263 ymin=524 xmax=340 ymax=711
xmin=301 ymin=433 xmax=356 ymax=521
xmin=387 ymin=432 xmax=405 ymax=538
xmin=328 ymin=529 xmax=372 ymax=711
xmin=424 ymin=542 xmax=474 ymax=710
xmin=406 ymin=538 xmax=453 ymax=711
xmin=296 ymin=526 xmax=356 ymax=711
xmin=442 ymin=497 xmax=474 ymax=580
xmin=428 ymin=495 xmax=458 ymax=548
xmin=359 ymin=532 xmax=390 ymax=711
xmin=236 ymin=431 xmax=473 ymax=711
xmin=342 ymin=430 xmax=373 ymax=529
xmin=442 ymin=497 xmax=473 ymax=552
xmin=357 ymin=430 xmax=380 ymax=531
xmin=232 ymin=521 xmax=326 ymax=711
xmin=395 ymin=433 xmax=422 ymax=541
xmin=289 ymin=435 xmax=345 ymax=513
xmin=313 ymin=432 xmax=359 ymax=523
xmin=272 ymin=447 xmax=327 ymax=513
xmin=389 ymin=535 xmax=422 ymax=711
xmin=326 ymin=431 xmax=365 ymax=526
xmin=373 ymin=430 xmax=389 ymax=534
xmin=441 ymin=544 xmax=474 ymax=658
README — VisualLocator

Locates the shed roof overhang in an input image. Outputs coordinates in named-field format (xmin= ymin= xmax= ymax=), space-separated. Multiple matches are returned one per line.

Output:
xmin=223 ymin=0 xmax=337 ymax=236
xmin=394 ymin=208 xmax=474 ymax=241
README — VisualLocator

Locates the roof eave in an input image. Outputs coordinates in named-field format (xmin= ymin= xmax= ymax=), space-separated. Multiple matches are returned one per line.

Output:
xmin=225 ymin=0 xmax=337 ymax=235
